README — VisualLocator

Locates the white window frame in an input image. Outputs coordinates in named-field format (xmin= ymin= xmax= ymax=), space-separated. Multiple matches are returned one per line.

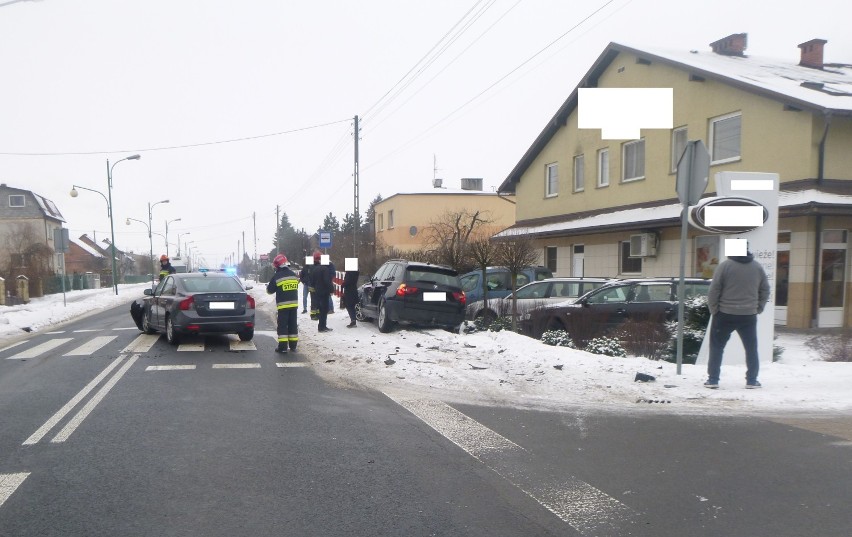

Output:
xmin=545 ymin=162 xmax=558 ymax=198
xmin=671 ymin=126 xmax=688 ymax=173
xmin=622 ymin=139 xmax=645 ymax=182
xmin=377 ymin=213 xmax=384 ymax=231
xmin=709 ymin=112 xmax=742 ymax=164
xmin=597 ymin=148 xmax=609 ymax=188
xmin=9 ymin=195 xmax=25 ymax=207
xmin=388 ymin=209 xmax=394 ymax=229
xmin=573 ymin=154 xmax=585 ymax=192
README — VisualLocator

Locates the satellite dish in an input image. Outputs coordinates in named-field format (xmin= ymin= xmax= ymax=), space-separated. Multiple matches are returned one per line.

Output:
xmin=409 ymin=226 xmax=418 ymax=236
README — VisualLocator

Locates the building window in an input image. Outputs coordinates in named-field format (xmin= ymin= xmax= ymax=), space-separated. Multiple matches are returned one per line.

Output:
xmin=671 ymin=127 xmax=688 ymax=173
xmin=388 ymin=210 xmax=394 ymax=229
xmin=776 ymin=231 xmax=791 ymax=307
xmin=620 ymin=241 xmax=642 ymax=274
xmin=820 ymin=230 xmax=847 ymax=308
xmin=622 ymin=139 xmax=645 ymax=182
xmin=597 ymin=148 xmax=609 ymax=187
xmin=9 ymin=195 xmax=25 ymax=207
xmin=573 ymin=155 xmax=584 ymax=192
xmin=709 ymin=112 xmax=741 ymax=163
xmin=378 ymin=213 xmax=384 ymax=231
xmin=545 ymin=246 xmax=557 ymax=272
xmin=545 ymin=163 xmax=558 ymax=197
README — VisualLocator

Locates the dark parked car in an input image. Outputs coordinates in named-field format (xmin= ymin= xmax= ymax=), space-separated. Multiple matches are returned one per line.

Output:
xmin=355 ymin=259 xmax=466 ymax=333
xmin=522 ymin=278 xmax=711 ymax=340
xmin=130 ymin=272 xmax=256 ymax=344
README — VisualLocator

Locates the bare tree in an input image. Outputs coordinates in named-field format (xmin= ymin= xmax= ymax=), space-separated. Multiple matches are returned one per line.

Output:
xmin=467 ymin=235 xmax=498 ymax=322
xmin=495 ymin=237 xmax=540 ymax=331
xmin=424 ymin=209 xmax=492 ymax=271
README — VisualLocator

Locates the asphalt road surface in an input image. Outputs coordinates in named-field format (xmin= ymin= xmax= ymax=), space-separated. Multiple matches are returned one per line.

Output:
xmin=1 ymin=302 xmax=850 ymax=536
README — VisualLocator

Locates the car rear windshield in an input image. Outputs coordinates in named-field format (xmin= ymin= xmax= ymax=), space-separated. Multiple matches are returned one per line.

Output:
xmin=405 ymin=267 xmax=459 ymax=287
xmin=182 ymin=277 xmax=244 ymax=293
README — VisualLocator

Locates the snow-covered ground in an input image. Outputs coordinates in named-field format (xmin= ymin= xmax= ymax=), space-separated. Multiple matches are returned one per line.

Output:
xmin=1 ymin=281 xmax=849 ymax=416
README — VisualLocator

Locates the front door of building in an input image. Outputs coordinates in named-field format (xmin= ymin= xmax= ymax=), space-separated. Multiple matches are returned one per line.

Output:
xmin=572 ymin=245 xmax=584 ymax=277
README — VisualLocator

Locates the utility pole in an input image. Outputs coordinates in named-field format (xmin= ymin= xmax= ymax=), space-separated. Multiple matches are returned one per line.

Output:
xmin=275 ymin=204 xmax=281 ymax=255
xmin=252 ymin=211 xmax=257 ymax=276
xmin=353 ymin=114 xmax=360 ymax=258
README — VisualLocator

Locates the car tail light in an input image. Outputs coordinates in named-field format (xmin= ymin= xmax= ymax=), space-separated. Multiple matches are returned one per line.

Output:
xmin=186 ymin=325 xmax=200 ymax=331
xmin=396 ymin=284 xmax=419 ymax=297
xmin=453 ymin=291 xmax=466 ymax=306
xmin=246 ymin=295 xmax=255 ymax=309
xmin=179 ymin=296 xmax=195 ymax=311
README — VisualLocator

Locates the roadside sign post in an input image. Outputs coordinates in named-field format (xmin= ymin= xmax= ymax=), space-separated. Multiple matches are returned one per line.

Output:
xmin=674 ymin=140 xmax=710 ymax=374
xmin=319 ymin=231 xmax=332 ymax=251
xmin=53 ymin=228 xmax=70 ymax=307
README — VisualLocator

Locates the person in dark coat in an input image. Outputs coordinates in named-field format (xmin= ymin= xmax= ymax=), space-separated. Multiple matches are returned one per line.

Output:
xmin=266 ymin=254 xmax=300 ymax=353
xmin=310 ymin=251 xmax=334 ymax=332
xmin=343 ymin=268 xmax=360 ymax=328
xmin=299 ymin=264 xmax=311 ymax=314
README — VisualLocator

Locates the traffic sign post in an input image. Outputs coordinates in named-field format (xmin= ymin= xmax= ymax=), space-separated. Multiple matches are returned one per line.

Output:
xmin=319 ymin=231 xmax=332 ymax=249
xmin=675 ymin=140 xmax=710 ymax=374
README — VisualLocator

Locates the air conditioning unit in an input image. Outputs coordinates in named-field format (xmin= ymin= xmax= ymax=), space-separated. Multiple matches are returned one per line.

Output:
xmin=629 ymin=233 xmax=657 ymax=257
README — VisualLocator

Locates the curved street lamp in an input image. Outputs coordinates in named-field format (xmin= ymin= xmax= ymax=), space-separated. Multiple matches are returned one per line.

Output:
xmin=165 ymin=218 xmax=181 ymax=257
xmin=69 ymin=153 xmax=140 ymax=295
xmin=177 ymin=232 xmax=191 ymax=258
xmin=126 ymin=198 xmax=168 ymax=288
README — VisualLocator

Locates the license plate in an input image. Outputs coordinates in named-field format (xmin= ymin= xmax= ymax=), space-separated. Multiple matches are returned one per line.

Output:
xmin=209 ymin=302 xmax=235 ymax=310
xmin=423 ymin=292 xmax=446 ymax=302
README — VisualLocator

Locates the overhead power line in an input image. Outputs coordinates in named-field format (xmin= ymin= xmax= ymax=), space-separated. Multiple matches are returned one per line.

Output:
xmin=0 ymin=117 xmax=352 ymax=157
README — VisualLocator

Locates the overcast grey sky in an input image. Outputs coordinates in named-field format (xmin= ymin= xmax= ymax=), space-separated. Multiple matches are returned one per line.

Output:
xmin=2 ymin=0 xmax=849 ymax=266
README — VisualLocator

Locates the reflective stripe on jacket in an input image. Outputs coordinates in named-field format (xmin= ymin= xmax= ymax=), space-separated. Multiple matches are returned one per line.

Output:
xmin=266 ymin=267 xmax=299 ymax=310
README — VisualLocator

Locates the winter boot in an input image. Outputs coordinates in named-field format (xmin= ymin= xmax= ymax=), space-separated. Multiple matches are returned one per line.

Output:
xmin=275 ymin=342 xmax=288 ymax=353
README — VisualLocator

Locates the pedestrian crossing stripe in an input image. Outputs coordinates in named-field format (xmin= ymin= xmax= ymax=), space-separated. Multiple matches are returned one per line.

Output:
xmin=212 ymin=363 xmax=261 ymax=369
xmin=177 ymin=342 xmax=205 ymax=352
xmin=146 ymin=365 xmax=196 ymax=371
xmin=276 ymin=362 xmax=309 ymax=368
xmin=120 ymin=334 xmax=160 ymax=354
xmin=7 ymin=338 xmax=73 ymax=360
xmin=63 ymin=336 xmax=117 ymax=357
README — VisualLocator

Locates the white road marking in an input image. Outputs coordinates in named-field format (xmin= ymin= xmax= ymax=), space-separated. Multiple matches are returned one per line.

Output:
xmin=212 ymin=363 xmax=261 ymax=369
xmin=23 ymin=357 xmax=127 ymax=445
xmin=51 ymin=355 xmax=139 ymax=443
xmin=385 ymin=394 xmax=636 ymax=535
xmin=0 ymin=341 xmax=27 ymax=353
xmin=228 ymin=340 xmax=257 ymax=352
xmin=45 ymin=331 xmax=66 ymax=335
xmin=276 ymin=362 xmax=308 ymax=368
xmin=72 ymin=329 xmax=99 ymax=333
xmin=120 ymin=333 xmax=160 ymax=354
xmin=112 ymin=327 xmax=139 ymax=331
xmin=7 ymin=338 xmax=73 ymax=360
xmin=177 ymin=342 xmax=206 ymax=352
xmin=0 ymin=472 xmax=30 ymax=508
xmin=63 ymin=336 xmax=117 ymax=356
xmin=146 ymin=365 xmax=196 ymax=371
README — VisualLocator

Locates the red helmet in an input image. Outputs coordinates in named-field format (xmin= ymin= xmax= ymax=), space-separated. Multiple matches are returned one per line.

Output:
xmin=160 ymin=255 xmax=169 ymax=262
xmin=313 ymin=250 xmax=322 ymax=262
xmin=273 ymin=254 xmax=288 ymax=268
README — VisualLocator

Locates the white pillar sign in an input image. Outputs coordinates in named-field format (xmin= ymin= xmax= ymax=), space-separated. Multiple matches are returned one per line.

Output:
xmin=696 ymin=172 xmax=779 ymax=367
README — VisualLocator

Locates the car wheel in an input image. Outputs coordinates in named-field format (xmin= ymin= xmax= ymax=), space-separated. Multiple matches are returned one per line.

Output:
xmin=238 ymin=328 xmax=254 ymax=341
xmin=475 ymin=309 xmax=498 ymax=326
xmin=141 ymin=310 xmax=155 ymax=334
xmin=165 ymin=315 xmax=180 ymax=345
xmin=377 ymin=299 xmax=393 ymax=333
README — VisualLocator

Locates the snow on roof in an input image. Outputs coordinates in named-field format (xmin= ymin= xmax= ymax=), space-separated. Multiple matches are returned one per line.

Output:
xmin=386 ymin=188 xmax=501 ymax=198
xmin=70 ymin=236 xmax=104 ymax=258
xmin=495 ymin=189 xmax=852 ymax=238
xmin=615 ymin=42 xmax=852 ymax=112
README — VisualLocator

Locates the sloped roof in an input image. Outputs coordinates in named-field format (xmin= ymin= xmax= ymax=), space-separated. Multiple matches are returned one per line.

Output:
xmin=499 ymin=41 xmax=852 ymax=193
xmin=70 ymin=236 xmax=104 ymax=258
xmin=33 ymin=193 xmax=65 ymax=222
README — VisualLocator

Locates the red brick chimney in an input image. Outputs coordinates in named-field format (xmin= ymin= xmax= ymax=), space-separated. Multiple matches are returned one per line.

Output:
xmin=798 ymin=39 xmax=827 ymax=69
xmin=710 ymin=33 xmax=748 ymax=56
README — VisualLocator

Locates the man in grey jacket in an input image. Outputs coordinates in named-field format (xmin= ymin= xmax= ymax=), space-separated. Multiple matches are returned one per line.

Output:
xmin=705 ymin=249 xmax=771 ymax=389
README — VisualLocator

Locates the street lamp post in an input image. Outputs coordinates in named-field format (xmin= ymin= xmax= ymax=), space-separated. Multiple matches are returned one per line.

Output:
xmin=165 ymin=218 xmax=181 ymax=257
xmin=177 ymin=232 xmax=191 ymax=257
xmin=70 ymin=154 xmax=140 ymax=295
xmin=126 ymin=198 xmax=168 ymax=289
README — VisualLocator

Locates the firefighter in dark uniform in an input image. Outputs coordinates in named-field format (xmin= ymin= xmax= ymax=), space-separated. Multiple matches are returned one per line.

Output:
xmin=266 ymin=254 xmax=299 ymax=353
xmin=159 ymin=255 xmax=176 ymax=281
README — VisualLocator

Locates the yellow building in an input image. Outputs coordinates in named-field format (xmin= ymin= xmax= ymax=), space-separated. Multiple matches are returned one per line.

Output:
xmin=375 ymin=178 xmax=516 ymax=256
xmin=497 ymin=34 xmax=852 ymax=329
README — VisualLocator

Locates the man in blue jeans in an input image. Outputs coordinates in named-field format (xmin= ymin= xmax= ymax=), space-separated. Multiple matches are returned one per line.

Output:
xmin=705 ymin=248 xmax=770 ymax=389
